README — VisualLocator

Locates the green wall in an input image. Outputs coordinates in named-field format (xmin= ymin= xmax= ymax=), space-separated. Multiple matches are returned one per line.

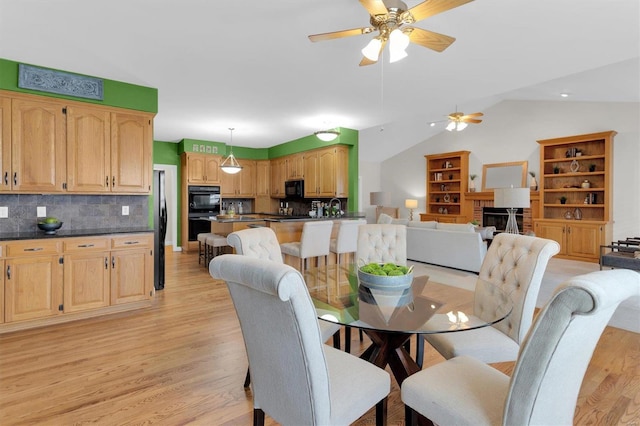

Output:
xmin=0 ymin=58 xmax=157 ymax=113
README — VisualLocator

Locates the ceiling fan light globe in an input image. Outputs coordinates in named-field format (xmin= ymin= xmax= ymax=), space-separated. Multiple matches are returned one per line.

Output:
xmin=362 ymin=38 xmax=382 ymax=61
xmin=389 ymin=29 xmax=410 ymax=50
xmin=446 ymin=121 xmax=456 ymax=131
xmin=457 ymin=122 xmax=468 ymax=131
xmin=389 ymin=48 xmax=408 ymax=63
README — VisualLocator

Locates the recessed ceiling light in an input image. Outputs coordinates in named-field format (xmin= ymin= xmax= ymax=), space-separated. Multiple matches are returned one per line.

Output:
xmin=560 ymin=93 xmax=570 ymax=98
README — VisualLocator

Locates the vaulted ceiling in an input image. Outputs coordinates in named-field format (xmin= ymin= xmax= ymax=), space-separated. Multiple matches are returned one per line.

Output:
xmin=1 ymin=0 xmax=638 ymax=162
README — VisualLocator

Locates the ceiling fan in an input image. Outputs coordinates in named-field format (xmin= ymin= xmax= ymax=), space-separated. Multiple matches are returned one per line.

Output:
xmin=308 ymin=0 xmax=474 ymax=66
xmin=446 ymin=110 xmax=483 ymax=131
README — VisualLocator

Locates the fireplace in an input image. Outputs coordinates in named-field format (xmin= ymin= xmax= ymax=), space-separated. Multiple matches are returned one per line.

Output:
xmin=483 ymin=207 xmax=523 ymax=232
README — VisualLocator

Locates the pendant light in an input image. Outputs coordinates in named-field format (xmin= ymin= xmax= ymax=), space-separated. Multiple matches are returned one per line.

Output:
xmin=220 ymin=127 xmax=242 ymax=174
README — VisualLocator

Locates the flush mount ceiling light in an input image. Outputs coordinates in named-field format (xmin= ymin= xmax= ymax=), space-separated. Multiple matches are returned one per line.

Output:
xmin=314 ymin=129 xmax=340 ymax=142
xmin=308 ymin=0 xmax=474 ymax=66
xmin=220 ymin=127 xmax=242 ymax=174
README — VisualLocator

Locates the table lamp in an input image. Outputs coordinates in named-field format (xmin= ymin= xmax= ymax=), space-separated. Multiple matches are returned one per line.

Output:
xmin=493 ymin=187 xmax=530 ymax=234
xmin=405 ymin=199 xmax=418 ymax=221
xmin=370 ymin=191 xmax=391 ymax=219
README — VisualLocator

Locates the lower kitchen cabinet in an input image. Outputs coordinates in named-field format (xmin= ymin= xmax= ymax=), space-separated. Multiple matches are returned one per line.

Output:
xmin=0 ymin=232 xmax=153 ymax=332
xmin=4 ymin=240 xmax=64 ymax=322
xmin=534 ymin=219 xmax=609 ymax=262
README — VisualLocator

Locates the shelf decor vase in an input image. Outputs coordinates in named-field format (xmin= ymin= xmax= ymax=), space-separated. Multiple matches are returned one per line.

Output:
xmin=529 ymin=176 xmax=538 ymax=191
xmin=570 ymin=159 xmax=580 ymax=173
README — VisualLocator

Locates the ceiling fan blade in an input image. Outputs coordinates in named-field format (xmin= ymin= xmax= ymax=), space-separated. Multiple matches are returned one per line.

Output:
xmin=359 ymin=0 xmax=389 ymax=17
xmin=460 ymin=112 xmax=483 ymax=120
xmin=359 ymin=38 xmax=388 ymax=66
xmin=461 ymin=118 xmax=482 ymax=124
xmin=309 ymin=27 xmax=374 ymax=42
xmin=407 ymin=0 xmax=474 ymax=22
xmin=406 ymin=27 xmax=456 ymax=52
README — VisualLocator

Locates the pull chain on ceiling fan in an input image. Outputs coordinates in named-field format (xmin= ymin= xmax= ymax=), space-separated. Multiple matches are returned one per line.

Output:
xmin=308 ymin=0 xmax=474 ymax=66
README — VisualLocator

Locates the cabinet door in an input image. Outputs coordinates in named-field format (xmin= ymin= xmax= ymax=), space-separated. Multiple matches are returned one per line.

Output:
xmin=5 ymin=255 xmax=64 ymax=322
xmin=110 ymin=112 xmax=151 ymax=193
xmin=317 ymin=148 xmax=336 ymax=197
xmin=535 ymin=221 xmax=567 ymax=255
xmin=0 ymin=259 xmax=4 ymax=323
xmin=204 ymin=155 xmax=221 ymax=184
xmin=186 ymin=153 xmax=205 ymax=184
xmin=219 ymin=167 xmax=238 ymax=196
xmin=11 ymin=98 xmax=66 ymax=192
xmin=64 ymin=251 xmax=111 ymax=312
xmin=334 ymin=145 xmax=349 ymax=197
xmin=0 ymin=96 xmax=10 ymax=192
xmin=270 ymin=158 xmax=285 ymax=198
xmin=567 ymin=223 xmax=604 ymax=259
xmin=238 ymin=160 xmax=256 ymax=197
xmin=287 ymin=153 xmax=304 ymax=180
xmin=303 ymin=152 xmax=319 ymax=197
xmin=110 ymin=248 xmax=151 ymax=304
xmin=66 ymin=105 xmax=111 ymax=192
xmin=256 ymin=160 xmax=270 ymax=197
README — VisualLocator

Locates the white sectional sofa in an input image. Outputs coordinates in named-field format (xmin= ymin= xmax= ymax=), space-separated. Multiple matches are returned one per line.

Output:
xmin=406 ymin=221 xmax=490 ymax=273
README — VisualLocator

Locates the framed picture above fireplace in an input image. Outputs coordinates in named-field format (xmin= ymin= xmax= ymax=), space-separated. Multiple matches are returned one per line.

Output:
xmin=482 ymin=161 xmax=528 ymax=191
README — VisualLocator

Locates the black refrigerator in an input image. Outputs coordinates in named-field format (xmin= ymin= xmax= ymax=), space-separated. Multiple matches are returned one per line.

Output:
xmin=153 ymin=170 xmax=167 ymax=290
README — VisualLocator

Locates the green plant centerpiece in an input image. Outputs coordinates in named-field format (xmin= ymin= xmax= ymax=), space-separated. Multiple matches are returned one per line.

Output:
xmin=358 ymin=262 xmax=413 ymax=290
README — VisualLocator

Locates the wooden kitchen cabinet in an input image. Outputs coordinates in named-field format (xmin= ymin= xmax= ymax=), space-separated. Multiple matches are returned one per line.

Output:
xmin=4 ymin=240 xmax=64 ymax=322
xmin=66 ymin=105 xmax=111 ymax=192
xmin=110 ymin=111 xmax=153 ymax=193
xmin=184 ymin=153 xmax=221 ymax=185
xmin=221 ymin=160 xmax=256 ymax=197
xmin=110 ymin=234 xmax=154 ymax=305
xmin=286 ymin=153 xmax=304 ymax=180
xmin=62 ymin=237 xmax=111 ymax=313
xmin=534 ymin=220 xmax=608 ymax=261
xmin=0 ymin=96 xmax=10 ymax=193
xmin=11 ymin=97 xmax=67 ymax=193
xmin=270 ymin=157 xmax=286 ymax=198
xmin=255 ymin=160 xmax=270 ymax=197
xmin=303 ymin=145 xmax=349 ymax=198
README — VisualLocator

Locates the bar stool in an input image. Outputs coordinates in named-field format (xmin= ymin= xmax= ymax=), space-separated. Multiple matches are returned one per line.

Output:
xmin=197 ymin=232 xmax=215 ymax=265
xmin=205 ymin=234 xmax=230 ymax=265
xmin=330 ymin=219 xmax=367 ymax=274
xmin=280 ymin=221 xmax=333 ymax=276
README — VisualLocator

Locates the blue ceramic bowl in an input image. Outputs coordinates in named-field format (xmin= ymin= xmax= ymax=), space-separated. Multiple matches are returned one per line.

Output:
xmin=37 ymin=221 xmax=63 ymax=235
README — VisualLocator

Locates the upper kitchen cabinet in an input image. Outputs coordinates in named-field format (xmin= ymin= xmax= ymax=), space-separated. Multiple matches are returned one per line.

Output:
xmin=66 ymin=105 xmax=111 ymax=192
xmin=270 ymin=157 xmax=286 ymax=198
xmin=286 ymin=152 xmax=304 ymax=180
xmin=303 ymin=145 xmax=349 ymax=198
xmin=11 ymin=97 xmax=66 ymax=192
xmin=184 ymin=153 xmax=221 ymax=185
xmin=255 ymin=160 xmax=270 ymax=197
xmin=67 ymin=106 xmax=153 ymax=194
xmin=0 ymin=96 xmax=10 ymax=193
xmin=110 ymin=111 xmax=153 ymax=193
xmin=221 ymin=160 xmax=256 ymax=197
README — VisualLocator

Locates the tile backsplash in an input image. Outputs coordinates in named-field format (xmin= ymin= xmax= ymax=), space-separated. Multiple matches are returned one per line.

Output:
xmin=0 ymin=194 xmax=149 ymax=233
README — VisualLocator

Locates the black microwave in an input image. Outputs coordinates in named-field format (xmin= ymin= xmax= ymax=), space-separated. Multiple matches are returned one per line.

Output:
xmin=285 ymin=180 xmax=304 ymax=198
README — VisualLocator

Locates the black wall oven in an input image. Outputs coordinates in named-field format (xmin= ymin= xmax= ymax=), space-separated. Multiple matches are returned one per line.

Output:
xmin=188 ymin=186 xmax=221 ymax=241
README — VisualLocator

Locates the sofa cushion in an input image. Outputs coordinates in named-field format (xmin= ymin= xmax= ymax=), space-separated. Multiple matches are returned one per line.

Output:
xmin=408 ymin=221 xmax=437 ymax=229
xmin=391 ymin=218 xmax=410 ymax=226
xmin=436 ymin=223 xmax=475 ymax=233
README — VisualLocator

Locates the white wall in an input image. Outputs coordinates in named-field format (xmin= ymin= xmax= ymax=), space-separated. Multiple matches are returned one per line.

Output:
xmin=360 ymin=99 xmax=640 ymax=240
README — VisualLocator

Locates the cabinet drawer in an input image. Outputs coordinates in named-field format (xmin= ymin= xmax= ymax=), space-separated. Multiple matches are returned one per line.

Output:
xmin=111 ymin=234 xmax=152 ymax=249
xmin=63 ymin=237 xmax=110 ymax=253
xmin=5 ymin=240 xmax=61 ymax=257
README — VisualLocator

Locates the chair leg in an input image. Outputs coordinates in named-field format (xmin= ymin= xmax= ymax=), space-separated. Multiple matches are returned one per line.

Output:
xmin=344 ymin=326 xmax=351 ymax=353
xmin=253 ymin=408 xmax=265 ymax=426
xmin=359 ymin=329 xmax=364 ymax=342
xmin=416 ymin=336 xmax=424 ymax=369
xmin=376 ymin=397 xmax=388 ymax=426
xmin=198 ymin=241 xmax=202 ymax=264
xmin=332 ymin=330 xmax=340 ymax=349
xmin=243 ymin=367 xmax=251 ymax=388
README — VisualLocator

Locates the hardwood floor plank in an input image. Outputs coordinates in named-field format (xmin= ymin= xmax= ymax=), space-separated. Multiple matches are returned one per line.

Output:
xmin=0 ymin=251 xmax=638 ymax=425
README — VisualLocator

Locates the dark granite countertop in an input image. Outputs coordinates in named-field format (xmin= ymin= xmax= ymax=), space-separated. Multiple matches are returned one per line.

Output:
xmin=0 ymin=227 xmax=153 ymax=241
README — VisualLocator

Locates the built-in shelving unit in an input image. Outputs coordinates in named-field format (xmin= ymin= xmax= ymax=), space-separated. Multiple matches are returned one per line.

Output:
xmin=534 ymin=131 xmax=615 ymax=262
xmin=421 ymin=151 xmax=470 ymax=223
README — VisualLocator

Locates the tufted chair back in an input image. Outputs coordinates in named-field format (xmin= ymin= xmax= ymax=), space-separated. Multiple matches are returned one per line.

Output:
xmin=356 ymin=224 xmax=407 ymax=266
xmin=475 ymin=233 xmax=560 ymax=344
xmin=227 ymin=227 xmax=283 ymax=263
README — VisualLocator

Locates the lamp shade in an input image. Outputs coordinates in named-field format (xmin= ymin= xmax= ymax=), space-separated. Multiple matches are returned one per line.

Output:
xmin=370 ymin=191 xmax=391 ymax=206
xmin=494 ymin=187 xmax=530 ymax=208
xmin=405 ymin=199 xmax=418 ymax=209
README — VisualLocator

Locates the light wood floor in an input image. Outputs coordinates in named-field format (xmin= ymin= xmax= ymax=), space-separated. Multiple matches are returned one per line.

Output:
xmin=0 ymin=251 xmax=638 ymax=425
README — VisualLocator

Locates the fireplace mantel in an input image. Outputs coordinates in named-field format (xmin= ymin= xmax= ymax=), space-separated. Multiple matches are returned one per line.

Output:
xmin=463 ymin=191 xmax=540 ymax=233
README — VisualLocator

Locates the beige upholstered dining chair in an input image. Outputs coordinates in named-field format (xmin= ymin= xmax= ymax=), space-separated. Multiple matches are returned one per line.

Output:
xmin=226 ymin=227 xmax=341 ymax=388
xmin=280 ymin=220 xmax=333 ymax=275
xmin=330 ymin=219 xmax=367 ymax=273
xmin=356 ymin=224 xmax=407 ymax=266
xmin=402 ymin=269 xmax=640 ymax=425
xmin=418 ymin=233 xmax=560 ymax=366
xmin=210 ymin=255 xmax=391 ymax=426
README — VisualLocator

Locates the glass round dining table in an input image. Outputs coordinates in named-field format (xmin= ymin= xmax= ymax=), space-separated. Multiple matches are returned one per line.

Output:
xmin=304 ymin=264 xmax=513 ymax=385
